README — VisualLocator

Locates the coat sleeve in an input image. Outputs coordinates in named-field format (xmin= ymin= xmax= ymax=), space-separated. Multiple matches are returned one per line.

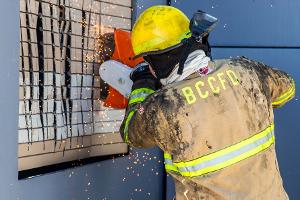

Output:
xmin=250 ymin=59 xmax=296 ymax=108
xmin=119 ymin=80 xmax=159 ymax=148
xmin=268 ymin=69 xmax=295 ymax=108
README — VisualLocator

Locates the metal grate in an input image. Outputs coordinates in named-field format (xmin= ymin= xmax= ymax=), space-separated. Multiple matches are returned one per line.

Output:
xmin=18 ymin=0 xmax=131 ymax=172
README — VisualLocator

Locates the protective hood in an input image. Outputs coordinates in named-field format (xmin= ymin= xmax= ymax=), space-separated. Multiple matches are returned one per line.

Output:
xmin=160 ymin=50 xmax=211 ymax=85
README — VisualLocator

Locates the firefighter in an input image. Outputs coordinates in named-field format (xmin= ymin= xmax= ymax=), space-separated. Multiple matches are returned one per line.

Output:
xmin=120 ymin=5 xmax=295 ymax=200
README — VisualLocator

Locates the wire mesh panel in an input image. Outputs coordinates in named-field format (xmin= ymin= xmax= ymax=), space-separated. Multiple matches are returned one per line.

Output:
xmin=19 ymin=0 xmax=131 ymax=172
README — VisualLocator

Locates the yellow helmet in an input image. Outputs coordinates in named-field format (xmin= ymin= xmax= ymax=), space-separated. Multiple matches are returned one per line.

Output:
xmin=131 ymin=5 xmax=191 ymax=58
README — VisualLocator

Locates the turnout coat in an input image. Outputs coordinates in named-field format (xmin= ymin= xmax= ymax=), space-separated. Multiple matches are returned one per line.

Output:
xmin=120 ymin=57 xmax=295 ymax=200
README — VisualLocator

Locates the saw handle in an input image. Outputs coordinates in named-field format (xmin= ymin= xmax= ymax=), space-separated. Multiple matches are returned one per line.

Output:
xmin=130 ymin=62 xmax=156 ymax=82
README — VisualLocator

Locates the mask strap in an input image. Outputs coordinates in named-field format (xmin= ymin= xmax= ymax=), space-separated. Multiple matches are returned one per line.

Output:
xmin=177 ymin=39 xmax=193 ymax=75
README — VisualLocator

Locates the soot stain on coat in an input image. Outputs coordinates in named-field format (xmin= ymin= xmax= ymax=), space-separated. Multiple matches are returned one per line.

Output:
xmin=155 ymin=88 xmax=189 ymax=154
xmin=140 ymin=95 xmax=169 ymax=149
xmin=145 ymin=98 xmax=159 ymax=136
xmin=172 ymin=88 xmax=185 ymax=107
xmin=129 ymin=99 xmax=159 ymax=148
xmin=185 ymin=181 xmax=221 ymax=199
xmin=205 ymin=140 xmax=212 ymax=149
xmin=261 ymin=153 xmax=269 ymax=169
xmin=231 ymin=57 xmax=272 ymax=104
xmin=213 ymin=92 xmax=219 ymax=97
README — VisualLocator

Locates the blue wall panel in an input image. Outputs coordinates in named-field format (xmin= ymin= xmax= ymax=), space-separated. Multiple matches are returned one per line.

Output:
xmin=212 ymin=48 xmax=300 ymax=75
xmin=15 ymin=148 xmax=164 ymax=200
xmin=172 ymin=0 xmax=300 ymax=47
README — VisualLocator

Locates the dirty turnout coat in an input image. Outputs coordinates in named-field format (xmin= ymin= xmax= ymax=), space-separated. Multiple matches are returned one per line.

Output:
xmin=120 ymin=57 xmax=295 ymax=200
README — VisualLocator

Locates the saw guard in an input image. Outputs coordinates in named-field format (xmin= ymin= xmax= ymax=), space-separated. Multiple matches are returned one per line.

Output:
xmin=103 ymin=29 xmax=144 ymax=109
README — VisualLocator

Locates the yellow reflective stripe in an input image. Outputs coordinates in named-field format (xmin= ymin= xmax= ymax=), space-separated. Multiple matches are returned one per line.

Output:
xmin=130 ymin=88 xmax=155 ymax=96
xmin=180 ymin=133 xmax=274 ymax=177
xmin=124 ymin=109 xmax=137 ymax=143
xmin=273 ymin=83 xmax=295 ymax=103
xmin=164 ymin=124 xmax=275 ymax=177
xmin=164 ymin=154 xmax=179 ymax=173
xmin=129 ymin=88 xmax=155 ymax=105
xmin=175 ymin=124 xmax=274 ymax=168
xmin=272 ymin=81 xmax=295 ymax=106
xmin=164 ymin=153 xmax=172 ymax=160
xmin=129 ymin=97 xmax=147 ymax=105
xmin=273 ymin=87 xmax=295 ymax=106
xmin=165 ymin=164 xmax=179 ymax=173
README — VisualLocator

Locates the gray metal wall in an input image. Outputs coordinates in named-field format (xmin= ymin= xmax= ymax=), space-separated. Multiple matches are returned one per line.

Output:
xmin=166 ymin=0 xmax=300 ymax=199
xmin=0 ymin=0 xmax=166 ymax=200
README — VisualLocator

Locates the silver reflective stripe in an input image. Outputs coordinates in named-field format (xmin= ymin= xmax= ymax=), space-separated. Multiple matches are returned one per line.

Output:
xmin=177 ymin=130 xmax=274 ymax=173
xmin=164 ymin=158 xmax=173 ymax=165
xmin=164 ymin=124 xmax=275 ymax=177
xmin=130 ymin=92 xmax=150 ymax=100
xmin=128 ymin=88 xmax=155 ymax=105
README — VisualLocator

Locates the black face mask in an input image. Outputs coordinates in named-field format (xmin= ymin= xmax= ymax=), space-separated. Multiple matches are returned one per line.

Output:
xmin=143 ymin=47 xmax=182 ymax=79
xmin=143 ymin=38 xmax=211 ymax=79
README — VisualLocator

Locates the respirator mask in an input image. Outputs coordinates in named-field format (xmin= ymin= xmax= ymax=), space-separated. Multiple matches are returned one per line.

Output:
xmin=144 ymin=10 xmax=218 ymax=79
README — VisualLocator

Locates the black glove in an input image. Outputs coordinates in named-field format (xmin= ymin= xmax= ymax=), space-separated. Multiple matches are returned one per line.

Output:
xmin=130 ymin=62 xmax=161 ymax=91
xmin=130 ymin=62 xmax=154 ymax=81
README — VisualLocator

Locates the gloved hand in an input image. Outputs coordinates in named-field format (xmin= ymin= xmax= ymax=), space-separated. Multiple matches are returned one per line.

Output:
xmin=130 ymin=62 xmax=161 ymax=91
xmin=130 ymin=62 xmax=155 ymax=82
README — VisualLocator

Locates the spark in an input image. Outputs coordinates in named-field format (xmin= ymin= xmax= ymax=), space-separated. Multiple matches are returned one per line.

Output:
xmin=184 ymin=190 xmax=190 ymax=200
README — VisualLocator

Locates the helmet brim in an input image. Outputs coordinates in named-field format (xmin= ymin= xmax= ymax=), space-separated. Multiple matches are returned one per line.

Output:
xmin=132 ymin=42 xmax=184 ymax=60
